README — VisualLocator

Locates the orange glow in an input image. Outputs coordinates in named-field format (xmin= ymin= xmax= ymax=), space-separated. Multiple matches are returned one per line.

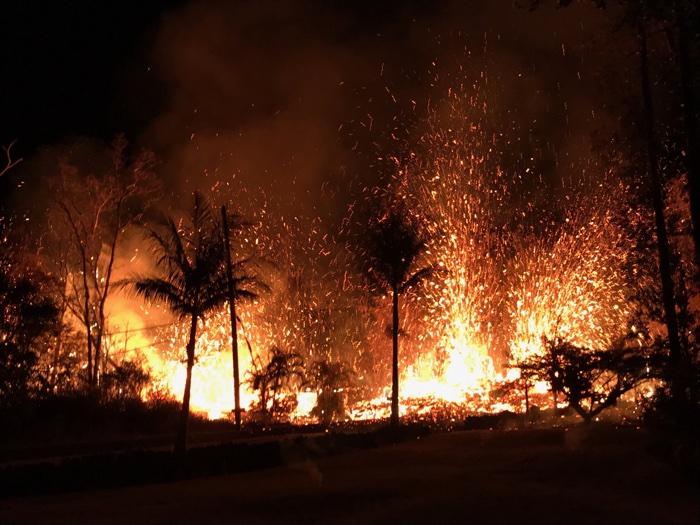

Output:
xmin=99 ymin=86 xmax=640 ymax=424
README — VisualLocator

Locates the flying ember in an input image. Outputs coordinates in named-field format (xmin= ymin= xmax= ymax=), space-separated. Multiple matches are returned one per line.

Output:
xmin=112 ymin=73 xmax=638 ymax=423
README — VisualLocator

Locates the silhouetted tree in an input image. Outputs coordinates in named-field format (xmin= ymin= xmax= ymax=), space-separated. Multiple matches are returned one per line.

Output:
xmin=634 ymin=20 xmax=684 ymax=375
xmin=671 ymin=0 xmax=700 ymax=273
xmin=518 ymin=336 xmax=657 ymax=423
xmin=308 ymin=359 xmax=353 ymax=424
xmin=100 ymin=359 xmax=151 ymax=406
xmin=125 ymin=191 xmax=230 ymax=454
xmin=220 ymin=205 xmax=267 ymax=431
xmin=34 ymin=327 xmax=82 ymax=397
xmin=0 ymin=222 xmax=59 ymax=407
xmin=525 ymin=0 xmax=692 ymax=377
xmin=47 ymin=136 xmax=160 ymax=395
xmin=248 ymin=346 xmax=305 ymax=423
xmin=363 ymin=205 xmax=432 ymax=427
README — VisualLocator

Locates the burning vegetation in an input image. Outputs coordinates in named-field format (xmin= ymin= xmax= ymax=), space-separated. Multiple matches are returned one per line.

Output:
xmin=1 ymin=1 xmax=699 ymax=462
xmin=0 ymin=98 xmax=673 ymax=431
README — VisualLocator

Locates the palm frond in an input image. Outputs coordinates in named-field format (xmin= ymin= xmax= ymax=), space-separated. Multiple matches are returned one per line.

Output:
xmin=364 ymin=206 xmax=428 ymax=290
xmin=400 ymin=265 xmax=435 ymax=294
xmin=130 ymin=278 xmax=193 ymax=319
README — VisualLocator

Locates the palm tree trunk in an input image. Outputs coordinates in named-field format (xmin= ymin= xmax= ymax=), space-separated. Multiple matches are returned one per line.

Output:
xmin=230 ymin=300 xmax=241 ymax=428
xmin=390 ymin=283 xmax=400 ymax=427
xmin=221 ymin=206 xmax=241 ymax=431
xmin=175 ymin=311 xmax=198 ymax=455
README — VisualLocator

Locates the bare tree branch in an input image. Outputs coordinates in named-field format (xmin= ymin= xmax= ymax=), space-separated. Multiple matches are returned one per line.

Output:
xmin=0 ymin=140 xmax=23 ymax=178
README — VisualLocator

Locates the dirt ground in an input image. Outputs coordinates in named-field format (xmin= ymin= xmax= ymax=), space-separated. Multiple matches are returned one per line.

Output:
xmin=0 ymin=426 xmax=697 ymax=525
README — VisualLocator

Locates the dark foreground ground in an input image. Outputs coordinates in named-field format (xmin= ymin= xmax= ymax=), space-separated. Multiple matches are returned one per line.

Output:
xmin=0 ymin=426 xmax=697 ymax=525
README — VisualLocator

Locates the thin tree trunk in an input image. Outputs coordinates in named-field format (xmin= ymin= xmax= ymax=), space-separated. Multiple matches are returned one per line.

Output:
xmin=639 ymin=23 xmax=683 ymax=367
xmin=81 ymin=259 xmax=94 ymax=392
xmin=272 ymin=376 xmax=281 ymax=417
xmin=92 ymin=200 xmax=122 ymax=393
xmin=549 ymin=346 xmax=558 ymax=416
xmin=175 ymin=311 xmax=198 ymax=455
xmin=50 ymin=337 xmax=62 ymax=393
xmin=260 ymin=384 xmax=268 ymax=417
xmin=674 ymin=0 xmax=700 ymax=275
xmin=221 ymin=206 xmax=241 ymax=431
xmin=390 ymin=283 xmax=400 ymax=428
xmin=51 ymin=297 xmax=68 ymax=393
xmin=92 ymin=329 xmax=101 ymax=393
xmin=524 ymin=380 xmax=530 ymax=418
xmin=60 ymin=201 xmax=96 ymax=394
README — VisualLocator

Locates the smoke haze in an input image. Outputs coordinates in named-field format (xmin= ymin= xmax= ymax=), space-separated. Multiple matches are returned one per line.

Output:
xmin=123 ymin=0 xmax=618 ymax=215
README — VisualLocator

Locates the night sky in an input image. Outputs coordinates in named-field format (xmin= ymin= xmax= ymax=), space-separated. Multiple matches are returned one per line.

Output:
xmin=2 ymin=0 xmax=619 ymax=215
xmin=1 ymin=1 xmax=450 ymax=149
xmin=0 ymin=1 xmax=188 ymax=148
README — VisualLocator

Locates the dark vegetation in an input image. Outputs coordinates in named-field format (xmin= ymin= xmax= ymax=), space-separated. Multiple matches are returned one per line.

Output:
xmin=308 ymin=359 xmax=354 ymax=424
xmin=248 ymin=346 xmax=306 ymax=423
xmin=516 ymin=336 xmax=659 ymax=424
xmin=0 ymin=394 xmax=188 ymax=448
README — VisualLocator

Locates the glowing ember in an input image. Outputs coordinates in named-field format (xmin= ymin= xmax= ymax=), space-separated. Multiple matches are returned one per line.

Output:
xmin=508 ymin=187 xmax=634 ymax=362
xmin=104 ymin=69 xmax=641 ymax=424
xmin=353 ymin=77 xmax=639 ymax=417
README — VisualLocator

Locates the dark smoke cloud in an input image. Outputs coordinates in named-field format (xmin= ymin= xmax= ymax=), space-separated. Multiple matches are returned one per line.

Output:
xmin=8 ymin=0 xmax=621 ymax=224
xmin=140 ymin=0 xmax=382 ymax=210
xmin=133 ymin=0 xmax=619 ymax=219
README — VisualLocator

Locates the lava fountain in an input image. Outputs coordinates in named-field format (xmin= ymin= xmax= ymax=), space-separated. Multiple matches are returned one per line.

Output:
xmin=364 ymin=80 xmax=640 ymax=416
xmin=508 ymin=184 xmax=636 ymax=363
xmin=116 ymin=73 xmax=640 ymax=423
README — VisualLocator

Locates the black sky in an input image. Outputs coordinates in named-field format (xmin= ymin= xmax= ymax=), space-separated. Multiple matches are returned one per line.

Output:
xmin=0 ymin=0 xmax=441 ymax=152
xmin=1 ymin=0 xmax=620 ymax=218
xmin=0 ymin=0 xmax=190 ymax=149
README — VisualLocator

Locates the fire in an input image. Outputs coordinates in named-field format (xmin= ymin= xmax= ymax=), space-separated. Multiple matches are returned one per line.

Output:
xmin=101 ymin=73 xmax=641 ymax=424
xmin=508 ymin=195 xmax=633 ymax=362
xmin=346 ymin=80 xmax=639 ymax=418
xmin=151 ymin=343 xmax=257 ymax=420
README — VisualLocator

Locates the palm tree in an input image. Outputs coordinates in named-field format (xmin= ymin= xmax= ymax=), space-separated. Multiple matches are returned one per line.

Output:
xmin=221 ymin=205 xmax=268 ymax=430
xmin=309 ymin=359 xmax=353 ymax=424
xmin=248 ymin=346 xmax=305 ymax=422
xmin=364 ymin=206 xmax=431 ymax=427
xmin=126 ymin=192 xmax=230 ymax=454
